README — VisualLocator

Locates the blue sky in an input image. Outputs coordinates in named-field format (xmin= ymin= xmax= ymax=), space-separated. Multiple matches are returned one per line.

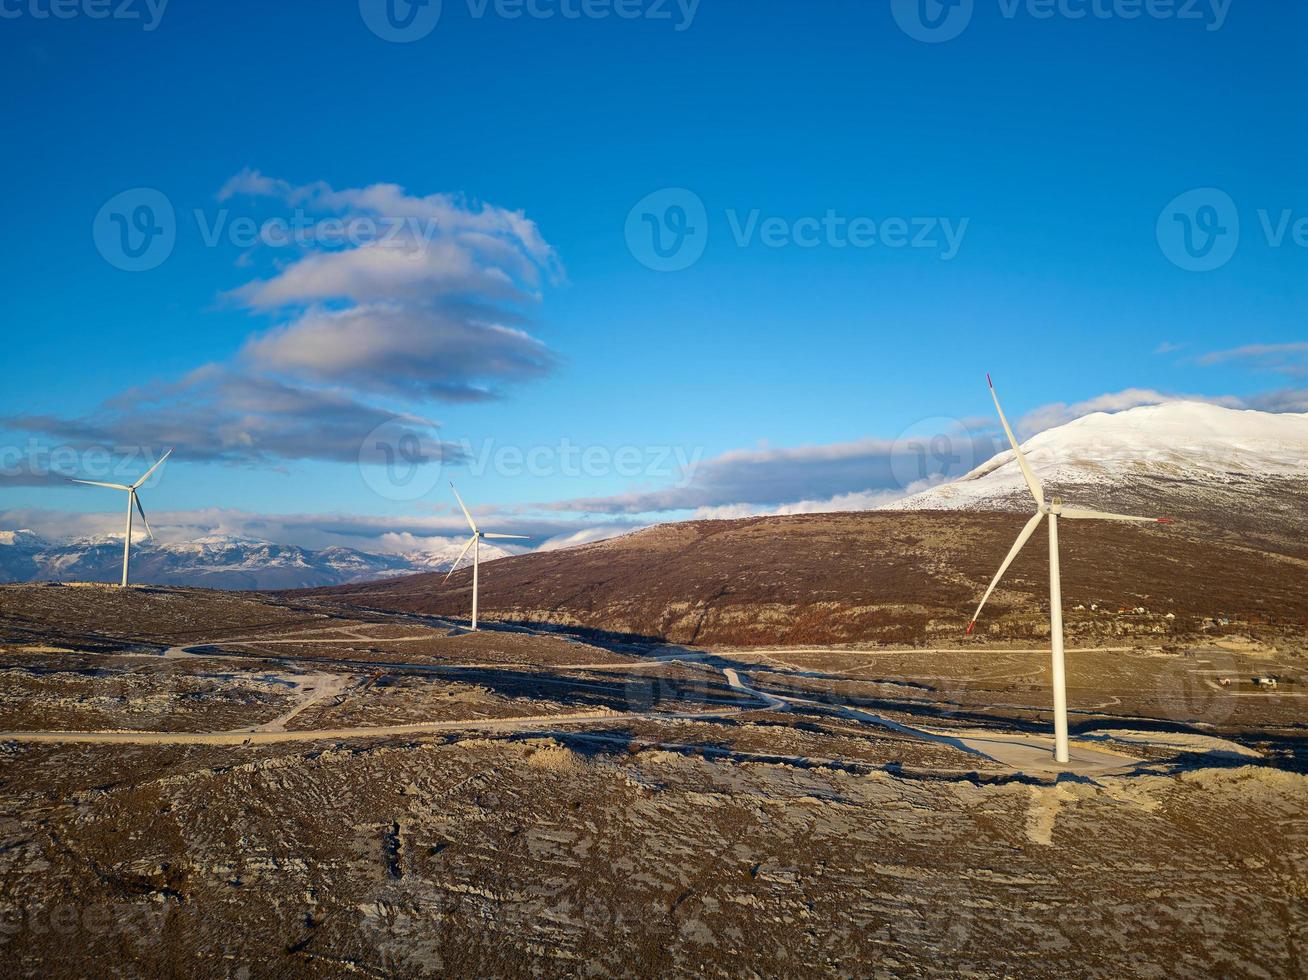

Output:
xmin=1 ymin=0 xmax=1305 ymax=552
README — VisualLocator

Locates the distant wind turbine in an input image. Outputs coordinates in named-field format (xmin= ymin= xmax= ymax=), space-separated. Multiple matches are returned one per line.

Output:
xmin=444 ymin=483 xmax=528 ymax=631
xmin=967 ymin=377 xmax=1173 ymax=764
xmin=70 ymin=449 xmax=172 ymax=588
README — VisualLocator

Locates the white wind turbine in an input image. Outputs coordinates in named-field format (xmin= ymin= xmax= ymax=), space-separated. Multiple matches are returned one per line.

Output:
xmin=70 ymin=449 xmax=173 ymax=588
xmin=443 ymin=482 xmax=529 ymax=631
xmin=967 ymin=377 xmax=1173 ymax=764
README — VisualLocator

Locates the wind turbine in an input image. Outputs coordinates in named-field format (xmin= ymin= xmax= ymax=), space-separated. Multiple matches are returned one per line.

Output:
xmin=967 ymin=377 xmax=1172 ymax=764
xmin=443 ymin=482 xmax=528 ymax=631
xmin=70 ymin=449 xmax=172 ymax=588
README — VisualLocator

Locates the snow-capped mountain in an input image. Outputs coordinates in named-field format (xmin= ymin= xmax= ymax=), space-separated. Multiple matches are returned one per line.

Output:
xmin=891 ymin=401 xmax=1308 ymax=553
xmin=0 ymin=529 xmax=49 ymax=583
xmin=0 ymin=532 xmax=516 ymax=590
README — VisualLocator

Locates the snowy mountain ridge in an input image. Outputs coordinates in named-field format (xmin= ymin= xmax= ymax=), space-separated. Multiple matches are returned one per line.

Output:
xmin=893 ymin=401 xmax=1308 ymax=512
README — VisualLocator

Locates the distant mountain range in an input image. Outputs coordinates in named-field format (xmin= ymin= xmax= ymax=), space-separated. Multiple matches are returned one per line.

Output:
xmin=0 ymin=531 xmax=513 ymax=590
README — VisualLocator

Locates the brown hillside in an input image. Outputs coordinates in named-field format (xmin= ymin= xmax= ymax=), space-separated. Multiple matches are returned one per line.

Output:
xmin=302 ymin=511 xmax=1308 ymax=648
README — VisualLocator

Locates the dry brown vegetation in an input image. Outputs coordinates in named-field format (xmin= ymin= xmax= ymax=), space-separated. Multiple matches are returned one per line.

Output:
xmin=308 ymin=511 xmax=1308 ymax=649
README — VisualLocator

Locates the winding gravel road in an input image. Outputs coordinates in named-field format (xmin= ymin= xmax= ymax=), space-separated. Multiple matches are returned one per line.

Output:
xmin=0 ymin=625 xmax=1150 ymax=774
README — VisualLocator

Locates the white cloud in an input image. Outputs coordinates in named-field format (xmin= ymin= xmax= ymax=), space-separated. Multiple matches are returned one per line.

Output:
xmin=242 ymin=303 xmax=554 ymax=402
xmin=221 ymin=172 xmax=562 ymax=402
xmin=233 ymin=238 xmax=533 ymax=309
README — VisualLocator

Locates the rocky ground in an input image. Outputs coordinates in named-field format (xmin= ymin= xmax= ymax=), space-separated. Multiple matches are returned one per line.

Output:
xmin=0 ymin=583 xmax=1304 ymax=977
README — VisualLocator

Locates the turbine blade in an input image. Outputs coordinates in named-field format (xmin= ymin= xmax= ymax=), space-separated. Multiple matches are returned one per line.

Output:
xmin=442 ymin=535 xmax=478 ymax=583
xmin=987 ymin=374 xmax=1045 ymax=506
xmin=481 ymin=533 xmax=530 ymax=540
xmin=1060 ymin=507 xmax=1175 ymax=525
xmin=132 ymin=448 xmax=173 ymax=489
xmin=449 ymin=482 xmax=478 ymax=534
xmin=70 ymin=479 xmax=131 ymax=491
xmin=966 ymin=511 xmax=1045 ymax=635
xmin=132 ymin=491 xmax=155 ymax=541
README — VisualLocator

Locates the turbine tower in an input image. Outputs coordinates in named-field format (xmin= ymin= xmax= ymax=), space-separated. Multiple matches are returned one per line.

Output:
xmin=70 ymin=449 xmax=172 ymax=588
xmin=444 ymin=483 xmax=528 ymax=631
xmin=967 ymin=377 xmax=1172 ymax=764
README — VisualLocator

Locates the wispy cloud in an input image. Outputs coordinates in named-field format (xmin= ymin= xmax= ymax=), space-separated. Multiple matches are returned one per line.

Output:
xmin=217 ymin=168 xmax=559 ymax=275
xmin=1246 ymin=388 xmax=1308 ymax=413
xmin=539 ymin=425 xmax=997 ymax=516
xmin=1198 ymin=342 xmax=1308 ymax=377
xmin=4 ymin=172 xmax=562 ymax=467
xmin=5 ymin=367 xmax=463 ymax=467
xmin=689 ymin=483 xmax=943 ymax=520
